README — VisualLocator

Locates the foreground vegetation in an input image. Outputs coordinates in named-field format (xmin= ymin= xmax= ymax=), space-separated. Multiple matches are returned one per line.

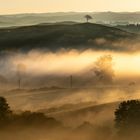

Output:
xmin=0 ymin=96 xmax=140 ymax=140
xmin=0 ymin=97 xmax=62 ymax=130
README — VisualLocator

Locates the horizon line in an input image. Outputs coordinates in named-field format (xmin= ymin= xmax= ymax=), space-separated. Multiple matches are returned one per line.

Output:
xmin=1 ymin=11 xmax=140 ymax=16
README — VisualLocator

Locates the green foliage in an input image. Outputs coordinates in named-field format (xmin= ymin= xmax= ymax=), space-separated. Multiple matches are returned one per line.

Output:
xmin=0 ymin=23 xmax=134 ymax=52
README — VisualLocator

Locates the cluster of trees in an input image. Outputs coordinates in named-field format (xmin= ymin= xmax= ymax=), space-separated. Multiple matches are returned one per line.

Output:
xmin=115 ymin=100 xmax=140 ymax=136
xmin=0 ymin=97 xmax=61 ymax=129
xmin=1 ymin=95 xmax=140 ymax=137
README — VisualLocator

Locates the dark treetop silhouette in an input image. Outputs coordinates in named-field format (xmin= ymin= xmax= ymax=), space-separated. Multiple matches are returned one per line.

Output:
xmin=115 ymin=100 xmax=140 ymax=135
xmin=84 ymin=15 xmax=92 ymax=22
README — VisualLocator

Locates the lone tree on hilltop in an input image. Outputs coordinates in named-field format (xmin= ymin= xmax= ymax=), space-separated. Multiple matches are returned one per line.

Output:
xmin=84 ymin=15 xmax=92 ymax=23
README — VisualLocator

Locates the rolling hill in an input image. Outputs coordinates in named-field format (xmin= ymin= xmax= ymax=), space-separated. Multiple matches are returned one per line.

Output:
xmin=0 ymin=23 xmax=137 ymax=51
xmin=116 ymin=24 xmax=140 ymax=34
xmin=48 ymin=102 xmax=119 ymax=127
xmin=1 ymin=12 xmax=140 ymax=28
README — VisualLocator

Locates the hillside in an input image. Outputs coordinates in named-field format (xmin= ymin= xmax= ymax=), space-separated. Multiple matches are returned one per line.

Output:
xmin=116 ymin=24 xmax=140 ymax=34
xmin=43 ymin=101 xmax=119 ymax=127
xmin=0 ymin=23 xmax=137 ymax=51
xmin=1 ymin=12 xmax=140 ymax=27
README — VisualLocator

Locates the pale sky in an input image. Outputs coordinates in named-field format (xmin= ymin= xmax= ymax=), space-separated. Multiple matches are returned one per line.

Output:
xmin=0 ymin=0 xmax=140 ymax=14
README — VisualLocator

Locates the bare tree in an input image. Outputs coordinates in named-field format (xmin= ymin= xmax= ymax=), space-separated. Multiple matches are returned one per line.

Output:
xmin=84 ymin=15 xmax=92 ymax=23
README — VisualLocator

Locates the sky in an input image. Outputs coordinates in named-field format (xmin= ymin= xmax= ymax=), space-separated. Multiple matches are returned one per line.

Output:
xmin=0 ymin=0 xmax=140 ymax=14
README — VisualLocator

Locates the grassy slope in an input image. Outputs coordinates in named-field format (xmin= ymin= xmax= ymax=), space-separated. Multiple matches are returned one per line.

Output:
xmin=46 ymin=101 xmax=119 ymax=127
xmin=116 ymin=25 xmax=140 ymax=34
xmin=0 ymin=23 xmax=136 ymax=51
xmin=1 ymin=12 xmax=140 ymax=27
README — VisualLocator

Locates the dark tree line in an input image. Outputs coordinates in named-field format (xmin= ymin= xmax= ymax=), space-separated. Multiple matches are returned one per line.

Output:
xmin=1 ymin=96 xmax=140 ymax=137
xmin=0 ymin=96 xmax=61 ymax=129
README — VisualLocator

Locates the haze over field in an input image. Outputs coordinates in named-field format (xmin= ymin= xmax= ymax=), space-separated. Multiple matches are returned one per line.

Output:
xmin=0 ymin=24 xmax=139 ymax=140
xmin=1 ymin=49 xmax=140 ymax=82
xmin=0 ymin=0 xmax=140 ymax=140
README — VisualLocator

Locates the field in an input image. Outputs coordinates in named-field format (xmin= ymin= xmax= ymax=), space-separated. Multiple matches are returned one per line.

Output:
xmin=0 ymin=20 xmax=140 ymax=140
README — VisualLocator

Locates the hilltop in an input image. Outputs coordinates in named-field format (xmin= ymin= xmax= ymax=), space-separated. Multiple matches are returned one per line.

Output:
xmin=0 ymin=23 xmax=137 ymax=52
xmin=1 ymin=12 xmax=140 ymax=27
xmin=116 ymin=24 xmax=140 ymax=34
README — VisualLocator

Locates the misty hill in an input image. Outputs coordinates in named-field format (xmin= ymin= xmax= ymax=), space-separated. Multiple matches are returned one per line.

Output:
xmin=0 ymin=12 xmax=140 ymax=28
xmin=0 ymin=23 xmax=137 ymax=51
xmin=116 ymin=24 xmax=140 ymax=34
xmin=44 ymin=101 xmax=119 ymax=127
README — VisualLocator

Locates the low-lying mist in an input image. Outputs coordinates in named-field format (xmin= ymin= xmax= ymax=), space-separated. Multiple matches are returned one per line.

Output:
xmin=0 ymin=48 xmax=140 ymax=88
xmin=0 ymin=48 xmax=140 ymax=111
xmin=0 ymin=48 xmax=140 ymax=140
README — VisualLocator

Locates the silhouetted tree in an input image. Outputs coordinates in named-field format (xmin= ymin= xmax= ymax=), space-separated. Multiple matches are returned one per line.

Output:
xmin=18 ymin=111 xmax=49 ymax=125
xmin=12 ymin=111 xmax=62 ymax=128
xmin=115 ymin=100 xmax=140 ymax=134
xmin=0 ymin=97 xmax=12 ymax=122
xmin=0 ymin=97 xmax=62 ymax=129
xmin=84 ymin=15 xmax=92 ymax=23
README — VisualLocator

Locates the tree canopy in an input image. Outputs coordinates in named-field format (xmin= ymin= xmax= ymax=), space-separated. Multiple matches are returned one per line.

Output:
xmin=0 ymin=96 xmax=62 ymax=129
xmin=115 ymin=100 xmax=140 ymax=134
xmin=0 ymin=97 xmax=12 ymax=122
xmin=84 ymin=15 xmax=92 ymax=22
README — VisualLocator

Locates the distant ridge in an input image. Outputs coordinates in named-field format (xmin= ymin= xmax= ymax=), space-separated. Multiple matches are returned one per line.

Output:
xmin=0 ymin=12 xmax=140 ymax=28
